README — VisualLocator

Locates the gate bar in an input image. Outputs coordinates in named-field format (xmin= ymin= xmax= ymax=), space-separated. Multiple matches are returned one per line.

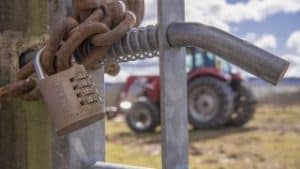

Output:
xmin=92 ymin=162 xmax=154 ymax=169
xmin=52 ymin=68 xmax=106 ymax=168
xmin=157 ymin=0 xmax=189 ymax=169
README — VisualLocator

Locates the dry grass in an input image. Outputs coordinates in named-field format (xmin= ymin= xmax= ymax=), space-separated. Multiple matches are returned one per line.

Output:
xmin=105 ymin=105 xmax=300 ymax=169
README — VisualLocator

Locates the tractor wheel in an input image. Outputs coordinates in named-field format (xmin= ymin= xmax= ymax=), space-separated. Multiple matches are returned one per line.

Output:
xmin=125 ymin=100 xmax=159 ymax=133
xmin=226 ymin=84 xmax=256 ymax=126
xmin=188 ymin=77 xmax=234 ymax=129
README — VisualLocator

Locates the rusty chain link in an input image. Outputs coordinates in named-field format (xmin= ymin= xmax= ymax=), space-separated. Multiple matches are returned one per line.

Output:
xmin=0 ymin=0 xmax=144 ymax=100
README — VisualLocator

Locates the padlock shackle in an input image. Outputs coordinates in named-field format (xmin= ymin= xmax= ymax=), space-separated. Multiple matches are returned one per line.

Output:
xmin=34 ymin=47 xmax=47 ymax=80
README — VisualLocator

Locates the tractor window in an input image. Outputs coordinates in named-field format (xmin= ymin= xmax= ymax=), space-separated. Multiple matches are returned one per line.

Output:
xmin=215 ymin=56 xmax=232 ymax=73
xmin=186 ymin=52 xmax=193 ymax=72
xmin=194 ymin=52 xmax=204 ymax=68
xmin=206 ymin=52 xmax=216 ymax=67
xmin=207 ymin=51 xmax=232 ymax=73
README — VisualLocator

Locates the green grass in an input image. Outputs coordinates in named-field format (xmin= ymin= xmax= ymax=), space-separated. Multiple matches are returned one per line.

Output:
xmin=105 ymin=106 xmax=300 ymax=169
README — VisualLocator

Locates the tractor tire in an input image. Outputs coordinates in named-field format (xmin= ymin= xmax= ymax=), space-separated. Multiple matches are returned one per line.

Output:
xmin=226 ymin=84 xmax=256 ymax=126
xmin=125 ymin=100 xmax=160 ymax=134
xmin=188 ymin=77 xmax=234 ymax=129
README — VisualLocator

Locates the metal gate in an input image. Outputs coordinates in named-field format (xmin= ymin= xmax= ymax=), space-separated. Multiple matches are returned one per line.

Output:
xmin=53 ymin=0 xmax=188 ymax=168
xmin=51 ymin=0 xmax=288 ymax=169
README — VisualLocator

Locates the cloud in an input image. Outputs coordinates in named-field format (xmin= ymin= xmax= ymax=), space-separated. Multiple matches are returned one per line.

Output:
xmin=143 ymin=0 xmax=300 ymax=32
xmin=281 ymin=54 xmax=300 ymax=77
xmin=244 ymin=33 xmax=277 ymax=50
xmin=186 ymin=0 xmax=300 ymax=31
xmin=282 ymin=54 xmax=300 ymax=66
xmin=287 ymin=30 xmax=300 ymax=54
xmin=141 ymin=0 xmax=157 ymax=26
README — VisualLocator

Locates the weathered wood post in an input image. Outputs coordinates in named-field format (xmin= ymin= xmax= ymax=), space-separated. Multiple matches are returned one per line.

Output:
xmin=0 ymin=1 xmax=106 ymax=168
xmin=0 ymin=1 xmax=52 ymax=169
xmin=158 ymin=0 xmax=189 ymax=169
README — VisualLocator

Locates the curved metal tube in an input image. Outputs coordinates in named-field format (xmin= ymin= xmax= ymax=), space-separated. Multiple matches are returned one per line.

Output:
xmin=167 ymin=22 xmax=289 ymax=85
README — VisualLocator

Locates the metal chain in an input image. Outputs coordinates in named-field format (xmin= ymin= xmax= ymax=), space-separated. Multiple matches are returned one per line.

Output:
xmin=106 ymin=50 xmax=160 ymax=63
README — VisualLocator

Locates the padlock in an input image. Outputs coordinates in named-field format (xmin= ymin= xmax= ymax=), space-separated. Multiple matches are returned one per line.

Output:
xmin=34 ymin=48 xmax=104 ymax=136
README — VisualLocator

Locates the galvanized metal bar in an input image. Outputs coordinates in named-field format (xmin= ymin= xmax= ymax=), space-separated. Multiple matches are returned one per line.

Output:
xmin=157 ymin=0 xmax=189 ymax=169
xmin=52 ymin=67 xmax=106 ymax=169
xmin=52 ymin=132 xmax=69 ymax=169
xmin=69 ymin=67 xmax=106 ymax=168
xmin=92 ymin=162 xmax=153 ymax=169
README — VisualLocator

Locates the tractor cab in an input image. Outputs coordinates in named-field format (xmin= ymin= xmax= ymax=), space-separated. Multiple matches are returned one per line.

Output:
xmin=186 ymin=47 xmax=232 ymax=75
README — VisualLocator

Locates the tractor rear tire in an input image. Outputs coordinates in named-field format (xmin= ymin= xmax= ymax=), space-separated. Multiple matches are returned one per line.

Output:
xmin=226 ymin=84 xmax=256 ymax=126
xmin=188 ymin=77 xmax=234 ymax=129
xmin=125 ymin=100 xmax=159 ymax=134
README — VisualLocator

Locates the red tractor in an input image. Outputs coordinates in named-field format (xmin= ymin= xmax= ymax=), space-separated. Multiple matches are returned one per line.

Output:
xmin=117 ymin=47 xmax=256 ymax=133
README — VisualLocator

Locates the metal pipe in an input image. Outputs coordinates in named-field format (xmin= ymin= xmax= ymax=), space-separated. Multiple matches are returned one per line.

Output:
xmin=91 ymin=162 xmax=153 ymax=169
xmin=167 ymin=22 xmax=289 ymax=85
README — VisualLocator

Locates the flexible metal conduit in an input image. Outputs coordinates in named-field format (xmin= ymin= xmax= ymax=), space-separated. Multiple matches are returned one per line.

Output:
xmin=104 ymin=26 xmax=159 ymax=63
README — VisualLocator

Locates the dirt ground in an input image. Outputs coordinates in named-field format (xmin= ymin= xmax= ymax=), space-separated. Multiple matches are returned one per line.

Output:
xmin=105 ymin=105 xmax=300 ymax=169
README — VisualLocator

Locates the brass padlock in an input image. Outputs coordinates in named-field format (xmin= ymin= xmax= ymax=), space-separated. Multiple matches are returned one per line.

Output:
xmin=34 ymin=48 xmax=104 ymax=136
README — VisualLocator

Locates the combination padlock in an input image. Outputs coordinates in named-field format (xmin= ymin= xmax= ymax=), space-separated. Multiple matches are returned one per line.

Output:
xmin=34 ymin=48 xmax=104 ymax=136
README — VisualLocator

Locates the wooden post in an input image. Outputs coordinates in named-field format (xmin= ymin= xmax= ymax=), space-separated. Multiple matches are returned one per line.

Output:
xmin=157 ymin=0 xmax=189 ymax=169
xmin=0 ymin=1 xmax=52 ymax=169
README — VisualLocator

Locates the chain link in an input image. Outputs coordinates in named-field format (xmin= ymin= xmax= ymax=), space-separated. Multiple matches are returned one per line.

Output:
xmin=105 ymin=50 xmax=160 ymax=63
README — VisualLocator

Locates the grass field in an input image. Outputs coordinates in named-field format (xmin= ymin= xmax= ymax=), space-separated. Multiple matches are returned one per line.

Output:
xmin=105 ymin=106 xmax=300 ymax=169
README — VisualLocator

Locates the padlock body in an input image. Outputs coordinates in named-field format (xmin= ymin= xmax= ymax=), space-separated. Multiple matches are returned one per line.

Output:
xmin=38 ymin=64 xmax=104 ymax=136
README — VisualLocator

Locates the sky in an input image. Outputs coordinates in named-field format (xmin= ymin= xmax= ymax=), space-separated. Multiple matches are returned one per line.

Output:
xmin=105 ymin=0 xmax=300 ymax=83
